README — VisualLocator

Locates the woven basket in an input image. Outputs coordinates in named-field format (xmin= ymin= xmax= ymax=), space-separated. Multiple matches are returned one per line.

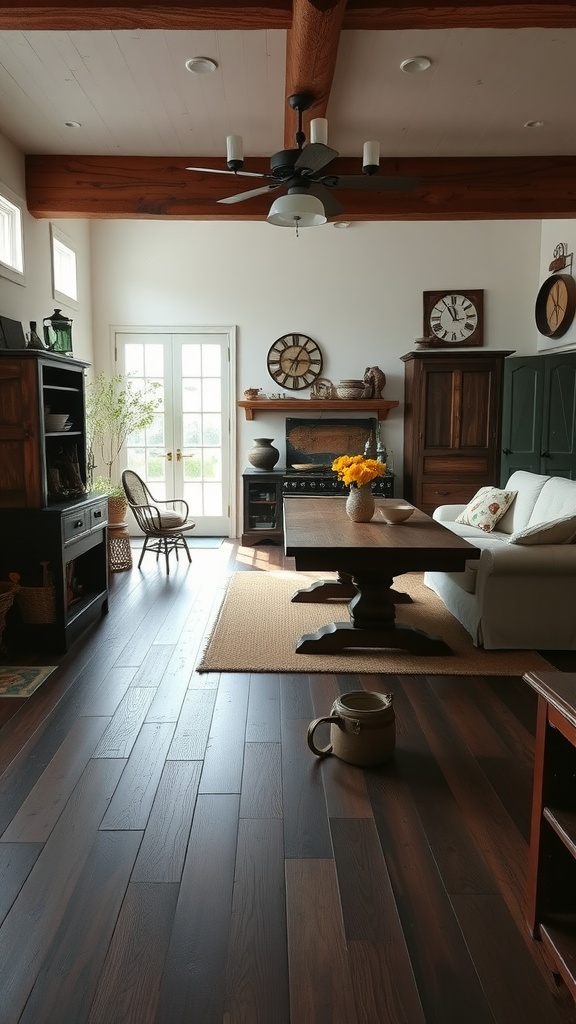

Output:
xmin=0 ymin=580 xmax=20 ymax=643
xmin=16 ymin=586 xmax=57 ymax=624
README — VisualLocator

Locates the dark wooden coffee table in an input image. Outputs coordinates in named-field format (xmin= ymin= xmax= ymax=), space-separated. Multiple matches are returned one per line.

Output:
xmin=283 ymin=496 xmax=480 ymax=655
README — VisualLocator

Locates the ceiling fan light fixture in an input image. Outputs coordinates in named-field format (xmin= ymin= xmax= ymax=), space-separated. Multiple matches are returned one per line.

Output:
xmin=362 ymin=140 xmax=380 ymax=175
xmin=226 ymin=135 xmax=243 ymax=171
xmin=267 ymin=193 xmax=327 ymax=228
xmin=185 ymin=57 xmax=218 ymax=75
xmin=310 ymin=118 xmax=328 ymax=146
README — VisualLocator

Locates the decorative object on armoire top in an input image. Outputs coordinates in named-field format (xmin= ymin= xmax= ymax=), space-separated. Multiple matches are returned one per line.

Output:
xmin=535 ymin=272 xmax=576 ymax=339
xmin=247 ymin=438 xmax=280 ymax=471
xmin=423 ymin=290 xmax=484 ymax=347
xmin=43 ymin=309 xmax=73 ymax=353
xmin=362 ymin=366 xmax=387 ymax=397
xmin=0 ymin=315 xmax=26 ymax=350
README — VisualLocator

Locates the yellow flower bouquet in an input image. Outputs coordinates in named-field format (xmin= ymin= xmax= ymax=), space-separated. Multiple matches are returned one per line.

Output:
xmin=332 ymin=454 xmax=386 ymax=488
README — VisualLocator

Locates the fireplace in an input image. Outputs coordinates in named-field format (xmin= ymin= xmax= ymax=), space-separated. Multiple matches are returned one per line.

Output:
xmin=283 ymin=417 xmax=394 ymax=496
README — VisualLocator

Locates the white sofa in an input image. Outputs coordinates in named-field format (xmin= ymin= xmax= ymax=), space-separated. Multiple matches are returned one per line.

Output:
xmin=424 ymin=471 xmax=576 ymax=649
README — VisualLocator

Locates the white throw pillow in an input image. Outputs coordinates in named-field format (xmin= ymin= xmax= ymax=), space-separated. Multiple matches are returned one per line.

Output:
xmin=509 ymin=514 xmax=576 ymax=545
xmin=455 ymin=486 xmax=517 ymax=533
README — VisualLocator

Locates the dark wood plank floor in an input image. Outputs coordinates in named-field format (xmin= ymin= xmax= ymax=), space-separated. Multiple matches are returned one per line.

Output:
xmin=1 ymin=541 xmax=575 ymax=1024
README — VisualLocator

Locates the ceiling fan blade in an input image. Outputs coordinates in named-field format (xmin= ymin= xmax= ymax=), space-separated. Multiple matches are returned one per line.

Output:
xmin=186 ymin=166 xmax=269 ymax=179
xmin=308 ymin=183 xmax=345 ymax=218
xmin=218 ymin=183 xmax=283 ymax=204
xmin=326 ymin=174 xmax=419 ymax=192
xmin=295 ymin=143 xmax=339 ymax=176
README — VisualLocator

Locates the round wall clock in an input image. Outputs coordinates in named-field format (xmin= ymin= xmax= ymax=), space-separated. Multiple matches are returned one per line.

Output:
xmin=535 ymin=274 xmax=576 ymax=339
xmin=423 ymin=290 xmax=484 ymax=347
xmin=266 ymin=333 xmax=323 ymax=390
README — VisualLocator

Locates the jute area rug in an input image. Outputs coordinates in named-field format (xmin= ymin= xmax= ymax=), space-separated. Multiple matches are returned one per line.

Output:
xmin=197 ymin=570 xmax=552 ymax=676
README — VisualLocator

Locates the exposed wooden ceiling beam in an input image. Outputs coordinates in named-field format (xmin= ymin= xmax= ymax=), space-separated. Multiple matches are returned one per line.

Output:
xmin=2 ymin=1 xmax=576 ymax=31
xmin=283 ymin=0 xmax=348 ymax=146
xmin=25 ymin=154 xmax=576 ymax=220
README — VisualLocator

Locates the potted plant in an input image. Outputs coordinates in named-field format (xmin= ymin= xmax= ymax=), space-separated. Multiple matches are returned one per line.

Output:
xmin=86 ymin=372 xmax=161 ymax=524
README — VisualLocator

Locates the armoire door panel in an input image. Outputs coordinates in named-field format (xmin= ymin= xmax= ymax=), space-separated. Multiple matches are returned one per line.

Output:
xmin=423 ymin=371 xmax=454 ymax=448
xmin=460 ymin=370 xmax=493 ymax=448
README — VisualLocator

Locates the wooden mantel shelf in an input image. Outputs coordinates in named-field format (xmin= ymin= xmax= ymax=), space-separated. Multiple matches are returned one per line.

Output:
xmin=238 ymin=399 xmax=399 ymax=421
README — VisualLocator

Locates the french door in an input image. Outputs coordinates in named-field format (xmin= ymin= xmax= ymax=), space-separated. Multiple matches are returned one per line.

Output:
xmin=115 ymin=327 xmax=235 ymax=536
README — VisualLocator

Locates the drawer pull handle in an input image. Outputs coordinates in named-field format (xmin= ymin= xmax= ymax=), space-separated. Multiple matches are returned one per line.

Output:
xmin=435 ymin=490 xmax=449 ymax=495
xmin=93 ymin=510 xmax=102 ymax=519
xmin=73 ymin=519 xmax=83 ymax=528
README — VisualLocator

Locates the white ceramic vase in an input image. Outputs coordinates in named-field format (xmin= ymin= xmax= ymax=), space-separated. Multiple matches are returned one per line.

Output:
xmin=345 ymin=484 xmax=375 ymax=522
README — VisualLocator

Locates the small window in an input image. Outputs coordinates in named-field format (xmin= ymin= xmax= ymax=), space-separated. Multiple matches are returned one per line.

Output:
xmin=51 ymin=225 xmax=78 ymax=306
xmin=0 ymin=183 xmax=25 ymax=285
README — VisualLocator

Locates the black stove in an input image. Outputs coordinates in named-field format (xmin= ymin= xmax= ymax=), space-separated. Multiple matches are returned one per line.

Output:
xmin=283 ymin=470 xmax=393 ymax=496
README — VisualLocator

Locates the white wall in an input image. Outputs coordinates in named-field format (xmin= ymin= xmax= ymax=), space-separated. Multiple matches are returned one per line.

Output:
xmin=91 ymin=217 xmax=542 ymax=520
xmin=0 ymin=132 xmax=94 ymax=363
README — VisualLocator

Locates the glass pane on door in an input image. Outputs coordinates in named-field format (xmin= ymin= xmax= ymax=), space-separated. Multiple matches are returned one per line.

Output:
xmin=116 ymin=330 xmax=231 ymax=535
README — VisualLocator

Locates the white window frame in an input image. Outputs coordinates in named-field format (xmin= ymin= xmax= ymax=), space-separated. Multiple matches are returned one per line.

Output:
xmin=0 ymin=182 xmax=25 ymax=286
xmin=50 ymin=224 xmax=78 ymax=307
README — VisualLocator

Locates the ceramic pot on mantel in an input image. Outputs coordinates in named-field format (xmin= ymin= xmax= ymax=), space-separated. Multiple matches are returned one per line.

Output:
xmin=247 ymin=438 xmax=280 ymax=471
xmin=345 ymin=484 xmax=375 ymax=523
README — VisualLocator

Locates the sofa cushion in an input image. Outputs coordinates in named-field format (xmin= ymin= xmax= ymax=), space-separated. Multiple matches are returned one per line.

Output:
xmin=497 ymin=471 xmax=551 ymax=534
xmin=528 ymin=475 xmax=576 ymax=527
xmin=510 ymin=513 xmax=576 ymax=545
xmin=455 ymin=486 xmax=517 ymax=532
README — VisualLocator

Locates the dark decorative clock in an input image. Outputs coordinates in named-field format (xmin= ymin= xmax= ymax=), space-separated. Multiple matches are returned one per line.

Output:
xmin=266 ymin=333 xmax=323 ymax=390
xmin=535 ymin=274 xmax=576 ymax=339
xmin=423 ymin=290 xmax=484 ymax=347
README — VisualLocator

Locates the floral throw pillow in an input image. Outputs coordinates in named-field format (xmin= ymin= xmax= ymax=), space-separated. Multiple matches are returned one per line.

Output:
xmin=455 ymin=487 xmax=517 ymax=533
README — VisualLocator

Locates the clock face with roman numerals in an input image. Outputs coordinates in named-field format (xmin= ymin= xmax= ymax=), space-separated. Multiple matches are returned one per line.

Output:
xmin=423 ymin=290 xmax=484 ymax=347
xmin=266 ymin=333 xmax=323 ymax=390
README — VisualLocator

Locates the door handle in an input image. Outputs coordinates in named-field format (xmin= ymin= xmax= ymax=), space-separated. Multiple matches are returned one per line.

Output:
xmin=166 ymin=451 xmax=173 ymax=461
xmin=541 ymin=451 xmax=552 ymax=458
xmin=176 ymin=449 xmax=182 ymax=462
xmin=502 ymin=448 xmax=512 ymax=455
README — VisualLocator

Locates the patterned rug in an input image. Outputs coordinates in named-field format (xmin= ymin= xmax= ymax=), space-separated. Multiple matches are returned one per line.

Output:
xmin=0 ymin=666 xmax=56 ymax=697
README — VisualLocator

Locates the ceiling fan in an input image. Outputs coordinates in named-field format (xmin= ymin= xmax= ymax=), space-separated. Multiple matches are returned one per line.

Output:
xmin=186 ymin=93 xmax=418 ymax=230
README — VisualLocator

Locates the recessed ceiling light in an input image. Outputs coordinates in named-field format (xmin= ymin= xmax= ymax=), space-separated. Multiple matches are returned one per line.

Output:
xmin=333 ymin=222 xmax=351 ymax=229
xmin=400 ymin=56 xmax=432 ymax=74
xmin=64 ymin=121 xmax=82 ymax=128
xmin=524 ymin=120 xmax=545 ymax=129
xmin=185 ymin=57 xmax=218 ymax=75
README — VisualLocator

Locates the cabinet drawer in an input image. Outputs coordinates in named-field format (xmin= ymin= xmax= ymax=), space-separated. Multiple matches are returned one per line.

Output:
xmin=421 ymin=483 xmax=479 ymax=506
xmin=90 ymin=501 xmax=108 ymax=531
xmin=63 ymin=510 xmax=90 ymax=544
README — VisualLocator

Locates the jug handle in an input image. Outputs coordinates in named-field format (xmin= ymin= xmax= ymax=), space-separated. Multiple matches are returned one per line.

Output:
xmin=307 ymin=715 xmax=341 ymax=757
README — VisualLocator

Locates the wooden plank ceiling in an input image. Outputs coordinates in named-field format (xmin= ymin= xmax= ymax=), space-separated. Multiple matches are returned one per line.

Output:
xmin=5 ymin=0 xmax=576 ymax=220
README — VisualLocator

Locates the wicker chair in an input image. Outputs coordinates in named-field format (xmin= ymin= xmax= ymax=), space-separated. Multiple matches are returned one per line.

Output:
xmin=121 ymin=470 xmax=196 ymax=575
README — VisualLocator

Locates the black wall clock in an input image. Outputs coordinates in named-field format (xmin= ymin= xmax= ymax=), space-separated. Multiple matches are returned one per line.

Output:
xmin=423 ymin=290 xmax=484 ymax=347
xmin=535 ymin=274 xmax=576 ymax=338
xmin=266 ymin=333 xmax=323 ymax=390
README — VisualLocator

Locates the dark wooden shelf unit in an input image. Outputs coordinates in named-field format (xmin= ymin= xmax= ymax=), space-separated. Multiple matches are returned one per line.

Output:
xmin=524 ymin=671 xmax=576 ymax=1003
xmin=0 ymin=350 xmax=109 ymax=652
